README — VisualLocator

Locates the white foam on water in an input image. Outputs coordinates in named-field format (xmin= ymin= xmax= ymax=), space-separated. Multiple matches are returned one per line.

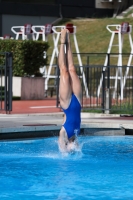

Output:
xmin=0 ymin=136 xmax=93 ymax=160
xmin=37 ymin=139 xmax=84 ymax=160
xmin=41 ymin=153 xmax=61 ymax=159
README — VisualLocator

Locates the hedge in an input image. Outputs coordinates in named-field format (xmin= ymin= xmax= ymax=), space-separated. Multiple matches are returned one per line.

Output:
xmin=0 ymin=40 xmax=49 ymax=76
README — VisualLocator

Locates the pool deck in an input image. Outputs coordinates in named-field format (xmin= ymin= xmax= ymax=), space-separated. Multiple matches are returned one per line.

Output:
xmin=0 ymin=100 xmax=133 ymax=138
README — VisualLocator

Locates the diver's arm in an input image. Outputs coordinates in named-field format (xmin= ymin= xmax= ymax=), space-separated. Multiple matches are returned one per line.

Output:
xmin=58 ymin=129 xmax=68 ymax=153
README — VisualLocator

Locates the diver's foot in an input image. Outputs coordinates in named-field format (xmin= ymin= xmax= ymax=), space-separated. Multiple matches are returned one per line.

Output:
xmin=66 ymin=29 xmax=71 ymax=44
xmin=60 ymin=29 xmax=67 ymax=44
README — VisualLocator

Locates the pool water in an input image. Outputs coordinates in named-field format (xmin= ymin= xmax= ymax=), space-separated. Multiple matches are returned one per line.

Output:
xmin=0 ymin=136 xmax=133 ymax=200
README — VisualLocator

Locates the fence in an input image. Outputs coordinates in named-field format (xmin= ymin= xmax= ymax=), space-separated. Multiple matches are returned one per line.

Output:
xmin=53 ymin=53 xmax=133 ymax=113
xmin=0 ymin=52 xmax=13 ymax=113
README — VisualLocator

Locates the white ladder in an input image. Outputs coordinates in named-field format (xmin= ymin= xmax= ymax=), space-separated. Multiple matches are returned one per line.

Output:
xmin=97 ymin=22 xmax=132 ymax=100
xmin=124 ymin=30 xmax=133 ymax=87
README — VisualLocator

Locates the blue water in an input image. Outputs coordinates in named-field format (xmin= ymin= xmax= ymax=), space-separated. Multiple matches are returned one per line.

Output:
xmin=0 ymin=136 xmax=133 ymax=200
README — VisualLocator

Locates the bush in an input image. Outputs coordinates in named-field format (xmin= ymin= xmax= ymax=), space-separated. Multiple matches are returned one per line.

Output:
xmin=0 ymin=40 xmax=49 ymax=76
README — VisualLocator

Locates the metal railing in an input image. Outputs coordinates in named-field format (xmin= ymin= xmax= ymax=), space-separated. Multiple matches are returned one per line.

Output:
xmin=0 ymin=52 xmax=13 ymax=113
xmin=54 ymin=53 xmax=133 ymax=113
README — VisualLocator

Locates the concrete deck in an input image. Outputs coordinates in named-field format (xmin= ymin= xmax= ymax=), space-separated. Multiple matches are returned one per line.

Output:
xmin=0 ymin=100 xmax=133 ymax=139
xmin=0 ymin=112 xmax=132 ymax=137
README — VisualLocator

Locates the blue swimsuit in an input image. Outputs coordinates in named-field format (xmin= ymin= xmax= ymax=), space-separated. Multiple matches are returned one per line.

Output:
xmin=62 ymin=94 xmax=81 ymax=139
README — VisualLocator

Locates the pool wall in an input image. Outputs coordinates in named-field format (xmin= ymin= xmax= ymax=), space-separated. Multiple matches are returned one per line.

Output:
xmin=0 ymin=125 xmax=125 ymax=140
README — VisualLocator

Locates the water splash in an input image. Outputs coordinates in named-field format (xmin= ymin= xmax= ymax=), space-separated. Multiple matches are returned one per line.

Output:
xmin=0 ymin=136 xmax=89 ymax=160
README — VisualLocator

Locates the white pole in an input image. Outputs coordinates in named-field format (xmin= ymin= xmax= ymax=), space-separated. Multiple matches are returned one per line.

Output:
xmin=123 ymin=26 xmax=133 ymax=87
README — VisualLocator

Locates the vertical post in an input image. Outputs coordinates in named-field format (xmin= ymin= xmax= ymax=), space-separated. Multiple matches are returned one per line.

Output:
xmin=8 ymin=52 xmax=13 ymax=112
xmin=86 ymin=56 xmax=90 ymax=108
xmin=107 ymin=53 xmax=110 ymax=89
xmin=4 ymin=52 xmax=13 ymax=113
xmin=87 ymin=56 xmax=89 ymax=89
xmin=0 ymin=59 xmax=2 ymax=109
xmin=132 ymin=66 xmax=133 ymax=110
xmin=4 ymin=53 xmax=7 ymax=112
xmin=102 ymin=70 xmax=105 ymax=113
xmin=55 ymin=56 xmax=58 ymax=87
xmin=56 ymin=62 xmax=60 ymax=108
xmin=105 ymin=53 xmax=110 ymax=114
xmin=59 ymin=4 xmax=63 ymax=18
xmin=81 ymin=65 xmax=83 ymax=108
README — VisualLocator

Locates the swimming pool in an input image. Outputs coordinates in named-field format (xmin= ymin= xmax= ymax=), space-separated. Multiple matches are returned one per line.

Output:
xmin=0 ymin=136 xmax=133 ymax=199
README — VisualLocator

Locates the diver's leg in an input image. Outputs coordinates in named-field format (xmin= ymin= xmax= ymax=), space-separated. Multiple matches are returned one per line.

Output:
xmin=66 ymin=30 xmax=82 ymax=103
xmin=58 ymin=29 xmax=72 ymax=109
